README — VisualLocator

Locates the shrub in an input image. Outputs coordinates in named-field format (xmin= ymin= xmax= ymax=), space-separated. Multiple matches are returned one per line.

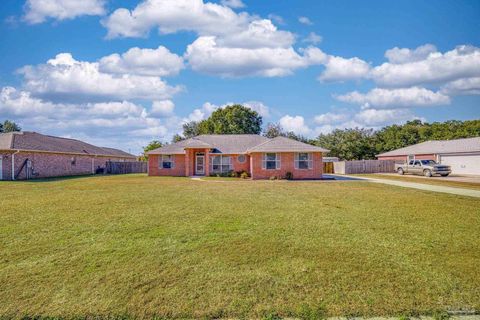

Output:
xmin=240 ymin=171 xmax=249 ymax=179
xmin=269 ymin=176 xmax=277 ymax=180
xmin=230 ymin=170 xmax=238 ymax=178
xmin=285 ymin=172 xmax=293 ymax=180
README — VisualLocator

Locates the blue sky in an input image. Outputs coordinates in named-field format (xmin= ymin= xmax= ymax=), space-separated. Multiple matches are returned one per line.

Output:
xmin=1 ymin=0 xmax=479 ymax=154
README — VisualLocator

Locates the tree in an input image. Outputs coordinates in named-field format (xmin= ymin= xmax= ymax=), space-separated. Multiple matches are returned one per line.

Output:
xmin=263 ymin=122 xmax=314 ymax=144
xmin=171 ymin=134 xmax=184 ymax=143
xmin=183 ymin=104 xmax=263 ymax=137
xmin=316 ymin=128 xmax=377 ymax=160
xmin=140 ymin=140 xmax=163 ymax=161
xmin=0 ymin=120 xmax=21 ymax=133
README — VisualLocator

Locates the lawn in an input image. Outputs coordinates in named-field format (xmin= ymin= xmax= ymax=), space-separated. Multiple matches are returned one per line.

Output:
xmin=1 ymin=174 xmax=479 ymax=319
xmin=354 ymin=174 xmax=480 ymax=191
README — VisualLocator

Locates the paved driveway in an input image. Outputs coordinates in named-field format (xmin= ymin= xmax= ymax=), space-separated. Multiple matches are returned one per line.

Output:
xmin=328 ymin=174 xmax=480 ymax=198
xmin=379 ymin=173 xmax=480 ymax=184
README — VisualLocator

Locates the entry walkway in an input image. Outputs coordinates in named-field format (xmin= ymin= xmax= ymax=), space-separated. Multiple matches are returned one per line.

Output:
xmin=329 ymin=174 xmax=480 ymax=198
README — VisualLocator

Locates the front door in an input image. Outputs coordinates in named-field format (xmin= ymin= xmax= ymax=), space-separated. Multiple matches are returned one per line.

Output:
xmin=195 ymin=153 xmax=205 ymax=175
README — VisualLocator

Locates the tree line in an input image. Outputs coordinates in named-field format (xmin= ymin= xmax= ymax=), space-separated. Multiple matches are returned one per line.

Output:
xmin=0 ymin=120 xmax=21 ymax=133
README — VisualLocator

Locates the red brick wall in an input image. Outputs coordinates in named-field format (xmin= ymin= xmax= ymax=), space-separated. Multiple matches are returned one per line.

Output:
xmin=148 ymin=154 xmax=186 ymax=177
xmin=0 ymin=151 xmax=133 ymax=180
xmin=250 ymin=152 xmax=323 ymax=180
xmin=378 ymin=154 xmax=435 ymax=162
xmin=231 ymin=154 xmax=250 ymax=173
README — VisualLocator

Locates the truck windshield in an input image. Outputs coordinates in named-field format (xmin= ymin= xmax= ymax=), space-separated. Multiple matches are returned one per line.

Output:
xmin=421 ymin=160 xmax=437 ymax=165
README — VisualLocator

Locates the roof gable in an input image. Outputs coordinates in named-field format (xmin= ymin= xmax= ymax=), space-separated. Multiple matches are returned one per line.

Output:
xmin=247 ymin=136 xmax=329 ymax=153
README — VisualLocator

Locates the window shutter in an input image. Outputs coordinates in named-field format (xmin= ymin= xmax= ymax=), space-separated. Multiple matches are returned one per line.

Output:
xmin=308 ymin=153 xmax=313 ymax=169
xmin=276 ymin=153 xmax=281 ymax=169
xmin=172 ymin=155 xmax=175 ymax=168
xmin=262 ymin=153 xmax=266 ymax=169
xmin=159 ymin=156 xmax=162 ymax=168
xmin=294 ymin=153 xmax=298 ymax=170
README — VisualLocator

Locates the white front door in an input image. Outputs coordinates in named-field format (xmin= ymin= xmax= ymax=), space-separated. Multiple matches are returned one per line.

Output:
xmin=195 ymin=154 xmax=205 ymax=175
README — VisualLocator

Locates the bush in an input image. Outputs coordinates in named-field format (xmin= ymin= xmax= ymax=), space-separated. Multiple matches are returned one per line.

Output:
xmin=240 ymin=171 xmax=249 ymax=179
xmin=269 ymin=176 xmax=277 ymax=180
xmin=230 ymin=170 xmax=238 ymax=177
xmin=285 ymin=172 xmax=293 ymax=180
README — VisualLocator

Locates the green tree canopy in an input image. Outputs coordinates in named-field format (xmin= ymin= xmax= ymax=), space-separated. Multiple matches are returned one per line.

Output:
xmin=0 ymin=120 xmax=21 ymax=133
xmin=140 ymin=140 xmax=163 ymax=161
xmin=317 ymin=128 xmax=377 ymax=160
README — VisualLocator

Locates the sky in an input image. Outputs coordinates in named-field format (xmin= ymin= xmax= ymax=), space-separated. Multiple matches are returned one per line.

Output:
xmin=0 ymin=0 xmax=479 ymax=155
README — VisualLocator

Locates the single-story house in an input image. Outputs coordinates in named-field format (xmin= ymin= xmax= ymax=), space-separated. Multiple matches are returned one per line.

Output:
xmin=147 ymin=134 xmax=329 ymax=179
xmin=377 ymin=137 xmax=480 ymax=175
xmin=0 ymin=131 xmax=136 ymax=180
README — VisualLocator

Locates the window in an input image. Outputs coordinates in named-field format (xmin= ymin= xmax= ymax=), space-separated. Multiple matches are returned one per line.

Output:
xmin=161 ymin=155 xmax=174 ymax=169
xmin=295 ymin=153 xmax=312 ymax=169
xmin=237 ymin=154 xmax=246 ymax=163
xmin=71 ymin=157 xmax=76 ymax=166
xmin=414 ymin=160 xmax=421 ymax=166
xmin=262 ymin=153 xmax=280 ymax=170
xmin=210 ymin=155 xmax=232 ymax=173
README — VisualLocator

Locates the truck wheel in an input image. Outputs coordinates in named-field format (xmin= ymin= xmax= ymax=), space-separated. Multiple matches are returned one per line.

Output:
xmin=424 ymin=169 xmax=432 ymax=177
xmin=441 ymin=174 xmax=449 ymax=177
xmin=397 ymin=168 xmax=404 ymax=175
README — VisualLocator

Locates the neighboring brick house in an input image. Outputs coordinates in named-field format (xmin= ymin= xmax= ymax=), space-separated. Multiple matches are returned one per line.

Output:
xmin=0 ymin=131 xmax=136 ymax=180
xmin=377 ymin=137 xmax=480 ymax=175
xmin=147 ymin=135 xmax=329 ymax=180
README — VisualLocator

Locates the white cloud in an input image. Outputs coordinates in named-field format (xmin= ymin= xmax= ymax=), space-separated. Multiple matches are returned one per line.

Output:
xmin=185 ymin=102 xmax=219 ymax=122
xmin=319 ymin=55 xmax=371 ymax=82
xmin=336 ymin=87 xmax=450 ymax=109
xmin=298 ymin=16 xmax=313 ymax=25
xmin=102 ymin=0 xmax=250 ymax=39
xmin=314 ymin=112 xmax=349 ymax=125
xmin=23 ymin=0 xmax=105 ymax=24
xmin=303 ymin=32 xmax=322 ymax=45
xmin=353 ymin=108 xmax=418 ymax=126
xmin=267 ymin=14 xmax=285 ymax=25
xmin=150 ymin=100 xmax=175 ymax=117
xmin=371 ymin=45 xmax=480 ymax=87
xmin=384 ymin=44 xmax=437 ymax=64
xmin=0 ymin=86 xmax=182 ymax=154
xmin=99 ymin=46 xmax=184 ymax=77
xmin=18 ymin=53 xmax=181 ymax=102
xmin=441 ymin=77 xmax=480 ymax=95
xmin=220 ymin=0 xmax=245 ymax=8
xmin=243 ymin=101 xmax=270 ymax=117
xmin=185 ymin=36 xmax=322 ymax=77
xmin=279 ymin=115 xmax=311 ymax=135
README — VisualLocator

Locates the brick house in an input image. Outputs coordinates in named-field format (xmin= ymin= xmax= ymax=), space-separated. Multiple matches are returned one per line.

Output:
xmin=0 ymin=131 xmax=136 ymax=180
xmin=147 ymin=135 xmax=329 ymax=179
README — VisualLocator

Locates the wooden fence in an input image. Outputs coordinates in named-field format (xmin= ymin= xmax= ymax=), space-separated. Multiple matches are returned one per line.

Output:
xmin=333 ymin=160 xmax=395 ymax=174
xmin=323 ymin=162 xmax=334 ymax=174
xmin=105 ymin=161 xmax=147 ymax=174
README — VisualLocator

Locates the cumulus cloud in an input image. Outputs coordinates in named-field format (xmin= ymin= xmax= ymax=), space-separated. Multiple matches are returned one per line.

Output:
xmin=18 ymin=53 xmax=181 ymax=102
xmin=441 ymin=77 xmax=480 ymax=95
xmin=267 ymin=14 xmax=285 ymax=25
xmin=371 ymin=45 xmax=480 ymax=87
xmin=220 ymin=0 xmax=245 ymax=8
xmin=303 ymin=32 xmax=322 ymax=45
xmin=319 ymin=55 xmax=371 ymax=82
xmin=0 ymin=86 xmax=181 ymax=154
xmin=150 ymin=100 xmax=175 ymax=117
xmin=279 ymin=115 xmax=311 ymax=135
xmin=335 ymin=87 xmax=450 ymax=109
xmin=102 ymin=0 xmax=250 ymax=38
xmin=185 ymin=37 xmax=323 ymax=77
xmin=99 ymin=46 xmax=184 ymax=77
xmin=298 ymin=16 xmax=313 ymax=25
xmin=185 ymin=100 xmax=270 ymax=122
xmin=314 ymin=112 xmax=349 ymax=125
xmin=353 ymin=108 xmax=418 ymax=126
xmin=23 ymin=0 xmax=105 ymax=24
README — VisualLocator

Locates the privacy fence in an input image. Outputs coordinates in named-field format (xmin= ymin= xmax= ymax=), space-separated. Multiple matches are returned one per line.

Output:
xmin=105 ymin=161 xmax=147 ymax=174
xmin=333 ymin=160 xmax=395 ymax=174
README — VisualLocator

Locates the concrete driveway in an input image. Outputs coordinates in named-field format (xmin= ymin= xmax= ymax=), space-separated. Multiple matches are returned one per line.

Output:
xmin=378 ymin=173 xmax=480 ymax=184
xmin=328 ymin=174 xmax=480 ymax=198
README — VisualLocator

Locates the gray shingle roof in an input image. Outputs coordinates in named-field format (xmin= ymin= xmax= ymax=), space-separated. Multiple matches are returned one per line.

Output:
xmin=247 ymin=136 xmax=329 ymax=153
xmin=148 ymin=134 xmax=329 ymax=155
xmin=0 ymin=131 xmax=136 ymax=158
xmin=377 ymin=137 xmax=480 ymax=157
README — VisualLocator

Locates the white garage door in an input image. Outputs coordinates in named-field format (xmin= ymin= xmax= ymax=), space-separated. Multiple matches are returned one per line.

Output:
xmin=440 ymin=154 xmax=480 ymax=175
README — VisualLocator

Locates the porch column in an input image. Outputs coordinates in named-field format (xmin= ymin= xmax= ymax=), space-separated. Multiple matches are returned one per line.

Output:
xmin=185 ymin=149 xmax=190 ymax=176
xmin=204 ymin=148 xmax=210 ymax=177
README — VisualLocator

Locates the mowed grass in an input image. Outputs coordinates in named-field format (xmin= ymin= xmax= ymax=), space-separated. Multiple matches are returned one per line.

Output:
xmin=1 ymin=174 xmax=479 ymax=319
xmin=354 ymin=173 xmax=480 ymax=191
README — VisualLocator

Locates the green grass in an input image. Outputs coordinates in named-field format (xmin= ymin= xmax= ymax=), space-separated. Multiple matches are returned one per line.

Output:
xmin=354 ymin=174 xmax=480 ymax=191
xmin=1 ymin=174 xmax=479 ymax=319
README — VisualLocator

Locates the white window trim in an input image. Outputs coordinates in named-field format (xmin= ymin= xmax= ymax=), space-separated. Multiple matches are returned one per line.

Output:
xmin=295 ymin=153 xmax=313 ymax=170
xmin=262 ymin=153 xmax=281 ymax=170
xmin=160 ymin=154 xmax=175 ymax=169
xmin=210 ymin=155 xmax=233 ymax=173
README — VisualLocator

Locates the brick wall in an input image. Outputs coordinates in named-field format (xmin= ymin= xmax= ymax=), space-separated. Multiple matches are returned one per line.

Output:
xmin=250 ymin=152 xmax=323 ymax=180
xmin=148 ymin=154 xmax=186 ymax=176
xmin=0 ymin=151 xmax=134 ymax=180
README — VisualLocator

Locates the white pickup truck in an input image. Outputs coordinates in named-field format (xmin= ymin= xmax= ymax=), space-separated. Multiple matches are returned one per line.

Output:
xmin=395 ymin=160 xmax=452 ymax=177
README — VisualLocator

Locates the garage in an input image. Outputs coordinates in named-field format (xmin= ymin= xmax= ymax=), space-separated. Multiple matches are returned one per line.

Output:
xmin=440 ymin=154 xmax=480 ymax=175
